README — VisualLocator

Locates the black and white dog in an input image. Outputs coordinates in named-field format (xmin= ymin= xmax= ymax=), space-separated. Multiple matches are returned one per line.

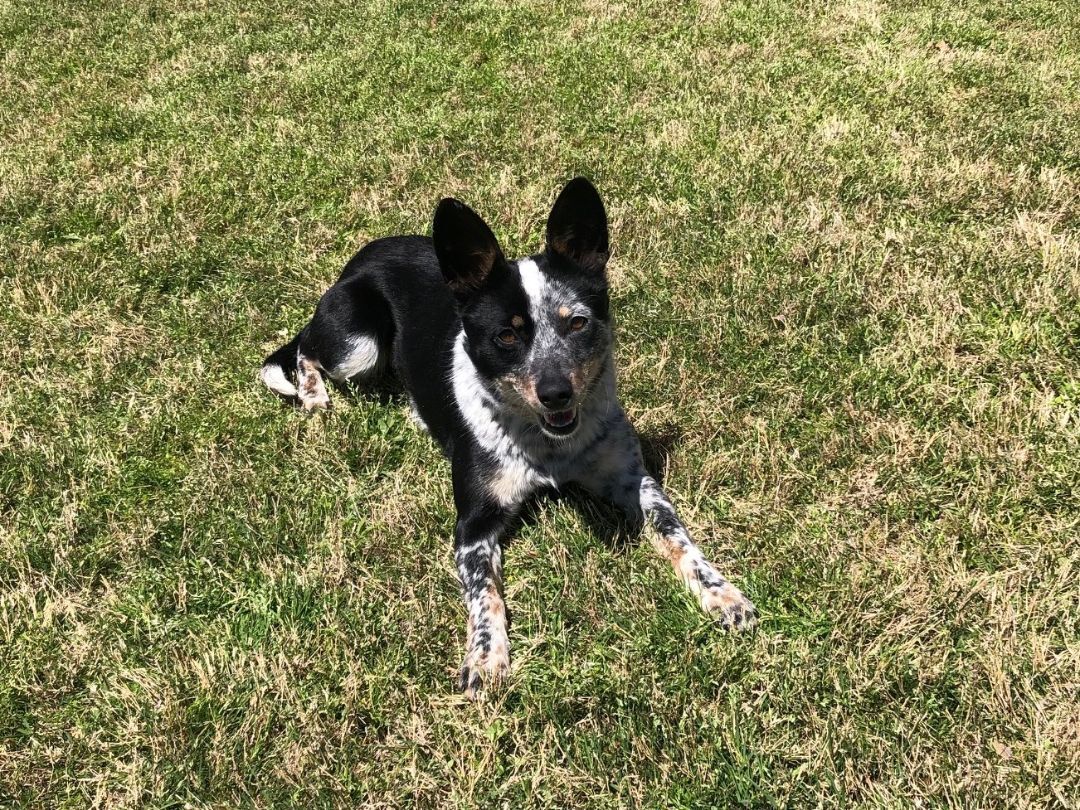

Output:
xmin=261 ymin=178 xmax=756 ymax=698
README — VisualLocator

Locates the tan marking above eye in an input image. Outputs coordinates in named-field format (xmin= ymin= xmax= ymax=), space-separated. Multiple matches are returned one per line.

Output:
xmin=558 ymin=306 xmax=571 ymax=318
xmin=511 ymin=314 xmax=525 ymax=328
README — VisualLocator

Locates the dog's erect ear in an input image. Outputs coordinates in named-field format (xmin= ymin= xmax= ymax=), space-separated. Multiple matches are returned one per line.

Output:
xmin=546 ymin=177 xmax=609 ymax=274
xmin=433 ymin=198 xmax=506 ymax=296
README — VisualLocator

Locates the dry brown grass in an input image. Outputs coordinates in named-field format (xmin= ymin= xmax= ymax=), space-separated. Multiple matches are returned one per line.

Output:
xmin=2 ymin=0 xmax=1078 ymax=807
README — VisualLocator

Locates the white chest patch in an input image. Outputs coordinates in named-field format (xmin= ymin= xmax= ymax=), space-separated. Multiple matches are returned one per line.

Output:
xmin=452 ymin=330 xmax=505 ymax=452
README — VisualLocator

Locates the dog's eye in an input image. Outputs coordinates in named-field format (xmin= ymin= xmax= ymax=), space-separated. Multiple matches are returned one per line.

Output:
xmin=569 ymin=316 xmax=589 ymax=331
xmin=496 ymin=328 xmax=518 ymax=346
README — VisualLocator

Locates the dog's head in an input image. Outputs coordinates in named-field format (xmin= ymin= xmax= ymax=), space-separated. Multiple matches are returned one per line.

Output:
xmin=434 ymin=177 xmax=612 ymax=439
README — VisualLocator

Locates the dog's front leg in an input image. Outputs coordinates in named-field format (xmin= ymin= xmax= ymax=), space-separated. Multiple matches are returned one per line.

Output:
xmin=454 ymin=511 xmax=511 ymax=699
xmin=636 ymin=474 xmax=757 ymax=630
xmin=577 ymin=425 xmax=757 ymax=630
xmin=450 ymin=442 xmax=540 ymax=698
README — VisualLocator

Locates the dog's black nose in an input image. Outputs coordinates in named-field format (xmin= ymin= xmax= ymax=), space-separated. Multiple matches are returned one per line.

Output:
xmin=537 ymin=376 xmax=573 ymax=410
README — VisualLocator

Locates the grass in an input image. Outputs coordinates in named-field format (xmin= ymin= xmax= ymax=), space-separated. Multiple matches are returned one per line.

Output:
xmin=1 ymin=0 xmax=1078 ymax=806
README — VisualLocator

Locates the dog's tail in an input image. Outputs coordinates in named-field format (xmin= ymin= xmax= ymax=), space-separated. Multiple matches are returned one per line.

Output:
xmin=260 ymin=330 xmax=303 ymax=397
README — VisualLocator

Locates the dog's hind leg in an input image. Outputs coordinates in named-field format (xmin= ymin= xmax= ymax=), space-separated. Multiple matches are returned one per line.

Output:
xmin=324 ymin=333 xmax=382 ymax=383
xmin=292 ymin=276 xmax=393 ymax=409
xmin=296 ymin=352 xmax=331 ymax=410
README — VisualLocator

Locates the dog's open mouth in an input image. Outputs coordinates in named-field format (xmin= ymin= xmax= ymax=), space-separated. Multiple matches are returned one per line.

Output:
xmin=539 ymin=407 xmax=578 ymax=436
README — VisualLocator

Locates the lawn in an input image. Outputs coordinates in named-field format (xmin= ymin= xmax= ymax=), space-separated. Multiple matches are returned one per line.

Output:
xmin=1 ymin=0 xmax=1078 ymax=806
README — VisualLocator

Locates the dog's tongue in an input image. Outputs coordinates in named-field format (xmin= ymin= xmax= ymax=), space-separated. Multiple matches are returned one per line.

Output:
xmin=543 ymin=409 xmax=575 ymax=428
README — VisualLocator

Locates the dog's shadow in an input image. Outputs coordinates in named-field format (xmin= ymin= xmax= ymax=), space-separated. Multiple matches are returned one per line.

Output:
xmin=518 ymin=422 xmax=684 ymax=553
xmin=290 ymin=377 xmax=683 ymax=552
xmin=328 ymin=376 xmax=407 ymax=407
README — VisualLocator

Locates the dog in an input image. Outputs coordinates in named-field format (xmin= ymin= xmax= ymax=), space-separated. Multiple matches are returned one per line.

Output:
xmin=261 ymin=178 xmax=757 ymax=699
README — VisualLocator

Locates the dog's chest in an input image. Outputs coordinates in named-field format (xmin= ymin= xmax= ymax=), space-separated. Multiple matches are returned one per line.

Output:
xmin=486 ymin=456 xmax=552 ymax=508
xmin=483 ymin=415 xmax=639 ymax=509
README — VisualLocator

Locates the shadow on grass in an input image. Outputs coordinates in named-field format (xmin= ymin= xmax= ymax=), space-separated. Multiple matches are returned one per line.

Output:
xmin=273 ymin=371 xmax=684 ymax=554
xmin=262 ymin=372 xmax=407 ymax=410
xmin=518 ymin=421 xmax=684 ymax=553
xmin=329 ymin=375 xmax=406 ymax=406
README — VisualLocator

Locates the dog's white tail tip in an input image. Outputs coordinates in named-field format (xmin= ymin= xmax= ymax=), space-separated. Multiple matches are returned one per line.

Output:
xmin=260 ymin=363 xmax=297 ymax=397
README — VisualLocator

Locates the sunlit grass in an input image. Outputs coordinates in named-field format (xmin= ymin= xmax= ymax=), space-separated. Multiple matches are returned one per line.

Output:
xmin=1 ymin=0 xmax=1078 ymax=806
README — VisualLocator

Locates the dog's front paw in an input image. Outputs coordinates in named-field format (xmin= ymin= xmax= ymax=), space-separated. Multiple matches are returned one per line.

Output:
xmin=458 ymin=643 xmax=510 ymax=701
xmin=700 ymin=582 xmax=758 ymax=631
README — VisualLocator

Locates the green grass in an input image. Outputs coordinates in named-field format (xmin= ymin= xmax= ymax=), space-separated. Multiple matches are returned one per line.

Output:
xmin=2 ymin=0 xmax=1078 ymax=806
